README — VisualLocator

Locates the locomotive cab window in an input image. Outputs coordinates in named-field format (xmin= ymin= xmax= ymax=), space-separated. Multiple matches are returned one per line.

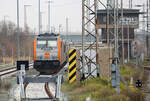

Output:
xmin=37 ymin=40 xmax=46 ymax=48
xmin=48 ymin=40 xmax=57 ymax=47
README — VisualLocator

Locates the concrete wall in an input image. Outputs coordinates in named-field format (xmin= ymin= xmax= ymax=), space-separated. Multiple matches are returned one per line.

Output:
xmin=98 ymin=46 xmax=113 ymax=78
xmin=69 ymin=44 xmax=113 ymax=79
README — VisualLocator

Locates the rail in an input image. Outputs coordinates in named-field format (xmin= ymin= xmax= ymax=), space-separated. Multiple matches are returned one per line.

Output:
xmin=0 ymin=63 xmax=33 ymax=77
xmin=24 ymin=74 xmax=56 ymax=100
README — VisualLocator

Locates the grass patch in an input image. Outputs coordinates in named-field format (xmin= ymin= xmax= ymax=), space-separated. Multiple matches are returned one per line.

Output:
xmin=62 ymin=63 xmax=144 ymax=101
xmin=120 ymin=64 xmax=136 ymax=82
xmin=62 ymin=77 xmax=134 ymax=101
xmin=62 ymin=78 xmax=112 ymax=101
xmin=13 ymin=98 xmax=17 ymax=101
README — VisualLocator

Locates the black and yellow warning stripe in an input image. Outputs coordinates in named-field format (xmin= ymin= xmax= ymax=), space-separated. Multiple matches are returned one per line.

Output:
xmin=68 ymin=49 xmax=77 ymax=83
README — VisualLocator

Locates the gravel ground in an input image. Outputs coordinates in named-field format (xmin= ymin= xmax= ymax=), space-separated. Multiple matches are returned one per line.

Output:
xmin=0 ymin=66 xmax=68 ymax=101
xmin=0 ymin=76 xmax=16 ymax=101
xmin=13 ymin=82 xmax=67 ymax=101
xmin=0 ymin=68 xmax=39 ymax=101
xmin=0 ymin=92 xmax=10 ymax=101
xmin=12 ymin=68 xmax=67 ymax=101
xmin=14 ymin=83 xmax=49 ymax=100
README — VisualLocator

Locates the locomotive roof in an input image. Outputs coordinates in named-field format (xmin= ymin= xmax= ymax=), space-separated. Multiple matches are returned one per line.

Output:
xmin=38 ymin=33 xmax=59 ymax=37
xmin=37 ymin=33 xmax=60 ymax=40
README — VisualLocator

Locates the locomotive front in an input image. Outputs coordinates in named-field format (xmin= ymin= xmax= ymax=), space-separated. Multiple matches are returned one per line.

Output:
xmin=33 ymin=33 xmax=67 ymax=75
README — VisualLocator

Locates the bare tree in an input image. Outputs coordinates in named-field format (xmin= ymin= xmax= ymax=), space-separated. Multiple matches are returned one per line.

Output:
xmin=0 ymin=20 xmax=34 ymax=63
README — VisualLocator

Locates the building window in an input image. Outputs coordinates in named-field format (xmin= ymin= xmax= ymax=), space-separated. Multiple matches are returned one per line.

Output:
xmin=103 ymin=16 xmax=106 ymax=24
xmin=119 ymin=17 xmax=138 ymax=25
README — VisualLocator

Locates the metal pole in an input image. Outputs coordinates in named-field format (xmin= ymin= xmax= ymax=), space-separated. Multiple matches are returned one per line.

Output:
xmin=24 ymin=5 xmax=27 ymax=30
xmin=114 ymin=0 xmax=117 ymax=64
xmin=114 ymin=0 xmax=117 ymax=92
xmin=116 ymin=0 xmax=120 ymax=94
xmin=40 ymin=12 xmax=43 ymax=33
xmin=114 ymin=1 xmax=117 ymax=59
xmin=59 ymin=24 xmax=61 ymax=34
xmin=95 ymin=0 xmax=100 ymax=77
xmin=128 ymin=20 xmax=130 ymax=62
xmin=143 ymin=4 xmax=146 ymax=58
xmin=121 ymin=0 xmax=124 ymax=64
xmin=4 ymin=16 xmax=9 ymax=25
xmin=116 ymin=0 xmax=119 ymax=59
xmin=17 ymin=0 xmax=20 ymax=58
xmin=131 ymin=0 xmax=132 ymax=8
xmin=82 ymin=0 xmax=85 ymax=79
xmin=107 ymin=0 xmax=111 ymax=79
xmin=4 ymin=16 xmax=6 ymax=24
xmin=40 ymin=12 xmax=45 ymax=33
xmin=129 ymin=0 xmax=130 ymax=8
xmin=66 ymin=18 xmax=68 ymax=42
xmin=87 ymin=0 xmax=91 ymax=75
xmin=129 ymin=0 xmax=132 ymax=8
xmin=24 ymin=5 xmax=26 ymax=58
xmin=24 ymin=5 xmax=31 ymax=31
xmin=147 ymin=0 xmax=149 ymax=58
xmin=135 ymin=42 xmax=138 ymax=67
xmin=39 ymin=0 xmax=41 ymax=34
xmin=12 ymin=48 xmax=13 ymax=64
xmin=114 ymin=0 xmax=120 ymax=94
xmin=107 ymin=0 xmax=110 ymax=45
xmin=48 ymin=1 xmax=51 ymax=33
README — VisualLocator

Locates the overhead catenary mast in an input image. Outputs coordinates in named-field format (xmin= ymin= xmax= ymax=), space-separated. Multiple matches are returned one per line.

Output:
xmin=17 ymin=0 xmax=20 ymax=58
xmin=47 ymin=0 xmax=53 ymax=33
xmin=108 ymin=0 xmax=120 ymax=93
xmin=146 ymin=0 xmax=149 ymax=58
xmin=121 ymin=0 xmax=125 ymax=64
xmin=66 ymin=18 xmax=68 ymax=42
xmin=86 ymin=0 xmax=92 ymax=75
xmin=129 ymin=0 xmax=132 ymax=8
xmin=40 ymin=12 xmax=45 ymax=33
xmin=24 ymin=5 xmax=32 ymax=31
xmin=38 ymin=0 xmax=41 ymax=34
xmin=114 ymin=0 xmax=120 ymax=93
xmin=82 ymin=0 xmax=104 ymax=79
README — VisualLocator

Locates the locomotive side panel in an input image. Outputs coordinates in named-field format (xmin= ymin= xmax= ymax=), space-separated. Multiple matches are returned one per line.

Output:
xmin=61 ymin=40 xmax=67 ymax=65
xmin=33 ymin=39 xmax=37 ymax=61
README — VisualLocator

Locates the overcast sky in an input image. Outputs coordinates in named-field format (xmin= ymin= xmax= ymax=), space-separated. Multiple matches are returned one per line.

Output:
xmin=0 ymin=0 xmax=146 ymax=34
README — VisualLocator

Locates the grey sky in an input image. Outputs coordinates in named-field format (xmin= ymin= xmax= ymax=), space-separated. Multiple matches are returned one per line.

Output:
xmin=0 ymin=0 xmax=146 ymax=33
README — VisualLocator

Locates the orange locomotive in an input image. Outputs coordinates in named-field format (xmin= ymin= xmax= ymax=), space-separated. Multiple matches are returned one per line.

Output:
xmin=33 ymin=33 xmax=67 ymax=75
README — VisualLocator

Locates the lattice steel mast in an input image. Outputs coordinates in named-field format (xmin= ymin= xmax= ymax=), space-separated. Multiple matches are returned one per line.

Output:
xmin=81 ymin=0 xmax=101 ymax=79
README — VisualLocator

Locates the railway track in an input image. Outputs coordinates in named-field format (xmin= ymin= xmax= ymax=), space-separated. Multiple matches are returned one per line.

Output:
xmin=45 ymin=82 xmax=55 ymax=99
xmin=0 ymin=64 xmax=33 ymax=77
xmin=0 ymin=68 xmax=17 ymax=76
xmin=0 ymin=67 xmax=16 ymax=72
xmin=24 ymin=73 xmax=40 ymax=91
xmin=24 ymin=74 xmax=55 ymax=100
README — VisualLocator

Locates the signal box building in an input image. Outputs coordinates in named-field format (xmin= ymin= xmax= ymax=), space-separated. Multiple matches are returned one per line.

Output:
xmin=97 ymin=9 xmax=141 ymax=58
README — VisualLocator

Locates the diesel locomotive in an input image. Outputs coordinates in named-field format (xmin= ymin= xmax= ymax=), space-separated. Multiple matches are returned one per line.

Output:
xmin=33 ymin=33 xmax=67 ymax=75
